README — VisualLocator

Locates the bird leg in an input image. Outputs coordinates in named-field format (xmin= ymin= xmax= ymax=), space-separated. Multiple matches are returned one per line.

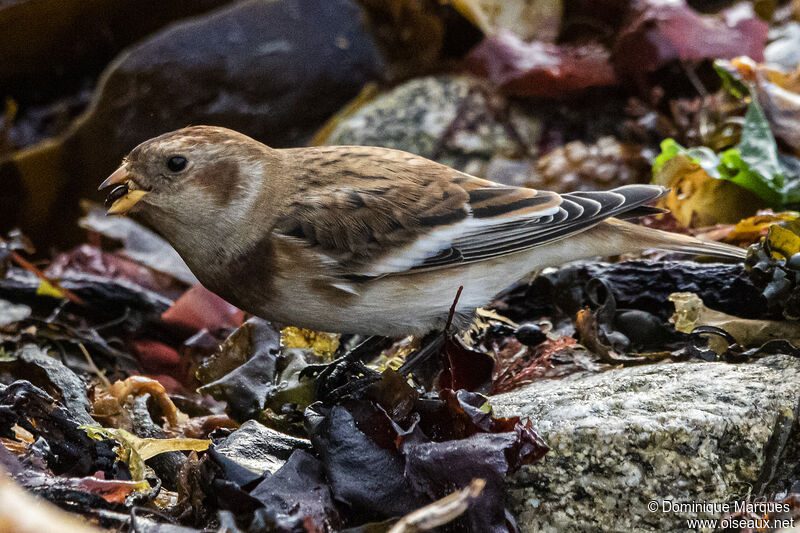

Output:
xmin=398 ymin=286 xmax=462 ymax=379
xmin=397 ymin=332 xmax=445 ymax=377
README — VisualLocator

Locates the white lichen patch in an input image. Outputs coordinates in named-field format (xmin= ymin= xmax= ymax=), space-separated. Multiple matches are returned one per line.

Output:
xmin=490 ymin=356 xmax=800 ymax=532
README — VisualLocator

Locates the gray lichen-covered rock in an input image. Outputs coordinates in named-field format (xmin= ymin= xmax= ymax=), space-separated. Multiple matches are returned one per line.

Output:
xmin=325 ymin=75 xmax=541 ymax=177
xmin=490 ymin=356 xmax=800 ymax=532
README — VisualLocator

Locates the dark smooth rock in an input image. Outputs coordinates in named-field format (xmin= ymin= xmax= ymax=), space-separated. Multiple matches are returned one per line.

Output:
xmin=0 ymin=0 xmax=231 ymax=101
xmin=3 ymin=0 xmax=385 ymax=248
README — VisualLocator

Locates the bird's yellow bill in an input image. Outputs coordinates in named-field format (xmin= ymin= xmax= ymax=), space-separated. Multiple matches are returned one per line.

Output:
xmin=101 ymin=164 xmax=148 ymax=215
xmin=106 ymin=189 xmax=148 ymax=215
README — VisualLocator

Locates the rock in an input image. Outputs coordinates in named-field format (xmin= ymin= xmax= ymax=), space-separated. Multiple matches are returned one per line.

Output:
xmin=324 ymin=75 xmax=541 ymax=177
xmin=765 ymin=23 xmax=800 ymax=71
xmin=2 ymin=0 xmax=384 ymax=248
xmin=524 ymin=137 xmax=650 ymax=193
xmin=0 ymin=299 xmax=30 ymax=327
xmin=0 ymin=344 xmax=94 ymax=426
xmin=214 ymin=420 xmax=311 ymax=476
xmin=0 ymin=0 xmax=230 ymax=100
xmin=490 ymin=356 xmax=800 ymax=532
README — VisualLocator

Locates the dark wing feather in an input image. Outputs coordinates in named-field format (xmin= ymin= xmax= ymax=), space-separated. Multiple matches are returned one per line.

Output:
xmin=406 ymin=185 xmax=666 ymax=272
xmin=273 ymin=146 xmax=667 ymax=279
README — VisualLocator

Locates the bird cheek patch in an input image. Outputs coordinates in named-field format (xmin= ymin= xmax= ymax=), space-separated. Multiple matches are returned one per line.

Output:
xmin=188 ymin=160 xmax=242 ymax=205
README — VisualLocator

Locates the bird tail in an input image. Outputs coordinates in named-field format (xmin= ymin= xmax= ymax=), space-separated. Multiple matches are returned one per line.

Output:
xmin=602 ymin=218 xmax=748 ymax=261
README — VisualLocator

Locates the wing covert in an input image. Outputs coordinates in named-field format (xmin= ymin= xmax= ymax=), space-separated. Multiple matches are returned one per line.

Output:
xmin=273 ymin=146 xmax=666 ymax=279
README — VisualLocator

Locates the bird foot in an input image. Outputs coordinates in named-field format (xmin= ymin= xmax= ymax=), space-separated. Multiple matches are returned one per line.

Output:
xmin=300 ymin=336 xmax=390 ymax=403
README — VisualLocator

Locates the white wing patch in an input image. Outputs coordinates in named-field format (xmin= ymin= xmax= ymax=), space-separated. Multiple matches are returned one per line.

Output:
xmin=360 ymin=205 xmax=561 ymax=277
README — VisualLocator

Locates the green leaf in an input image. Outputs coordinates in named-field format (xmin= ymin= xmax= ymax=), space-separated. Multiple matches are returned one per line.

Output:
xmin=684 ymin=146 xmax=723 ymax=179
xmin=653 ymin=97 xmax=800 ymax=207
xmin=736 ymin=95 xmax=784 ymax=181
xmin=653 ymin=140 xmax=721 ymax=179
xmin=713 ymin=60 xmax=750 ymax=99
xmin=652 ymin=139 xmax=683 ymax=177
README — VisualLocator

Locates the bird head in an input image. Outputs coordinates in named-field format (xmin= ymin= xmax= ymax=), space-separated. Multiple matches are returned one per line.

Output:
xmin=99 ymin=126 xmax=273 ymax=237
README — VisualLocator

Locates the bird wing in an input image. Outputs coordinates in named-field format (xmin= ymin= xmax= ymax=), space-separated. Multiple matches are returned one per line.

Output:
xmin=273 ymin=146 xmax=666 ymax=279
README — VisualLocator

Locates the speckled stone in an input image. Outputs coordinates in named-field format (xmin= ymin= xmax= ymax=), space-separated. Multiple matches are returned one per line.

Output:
xmin=325 ymin=75 xmax=541 ymax=177
xmin=490 ymin=356 xmax=800 ymax=533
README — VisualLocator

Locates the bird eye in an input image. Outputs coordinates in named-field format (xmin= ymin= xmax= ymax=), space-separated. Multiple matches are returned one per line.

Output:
xmin=167 ymin=155 xmax=188 ymax=172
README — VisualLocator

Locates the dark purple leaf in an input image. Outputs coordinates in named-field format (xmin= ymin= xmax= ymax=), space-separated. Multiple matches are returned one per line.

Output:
xmin=613 ymin=1 xmax=767 ymax=79
xmin=437 ymin=334 xmax=494 ymax=393
xmin=249 ymin=450 xmax=342 ymax=533
xmin=305 ymin=403 xmax=421 ymax=520
xmin=403 ymin=433 xmax=520 ymax=533
xmin=197 ymin=319 xmax=281 ymax=422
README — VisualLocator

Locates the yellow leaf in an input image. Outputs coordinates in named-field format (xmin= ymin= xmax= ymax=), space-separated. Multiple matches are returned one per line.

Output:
xmin=281 ymin=327 xmax=340 ymax=359
xmin=36 ymin=279 xmax=65 ymax=299
xmin=765 ymin=225 xmax=800 ymax=259
xmin=723 ymin=210 xmax=800 ymax=245
xmin=130 ymin=435 xmax=210 ymax=461
xmin=83 ymin=427 xmax=210 ymax=483
xmin=654 ymin=154 xmax=763 ymax=227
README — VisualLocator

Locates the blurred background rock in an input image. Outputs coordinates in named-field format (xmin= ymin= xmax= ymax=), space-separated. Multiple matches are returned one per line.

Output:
xmin=1 ymin=0 xmax=388 ymax=248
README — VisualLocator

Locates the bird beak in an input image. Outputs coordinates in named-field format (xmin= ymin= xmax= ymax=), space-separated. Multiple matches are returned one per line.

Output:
xmin=100 ymin=164 xmax=149 ymax=215
xmin=99 ymin=165 xmax=129 ymax=190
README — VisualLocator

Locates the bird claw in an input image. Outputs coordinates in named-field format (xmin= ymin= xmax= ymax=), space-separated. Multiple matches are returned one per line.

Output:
xmin=299 ymin=336 xmax=391 ymax=403
xmin=304 ymin=357 xmax=380 ymax=403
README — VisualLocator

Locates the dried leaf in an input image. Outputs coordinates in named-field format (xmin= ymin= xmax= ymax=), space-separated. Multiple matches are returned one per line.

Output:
xmin=104 ymin=375 xmax=182 ymax=428
xmin=466 ymin=31 xmax=617 ymax=97
xmin=723 ymin=210 xmax=800 ymax=246
xmin=387 ymin=478 xmax=486 ymax=533
xmin=653 ymin=152 xmax=764 ymax=227
xmin=613 ymin=1 xmax=767 ymax=79
xmin=670 ymin=292 xmax=800 ymax=353
xmin=84 ymin=426 xmax=209 ymax=482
